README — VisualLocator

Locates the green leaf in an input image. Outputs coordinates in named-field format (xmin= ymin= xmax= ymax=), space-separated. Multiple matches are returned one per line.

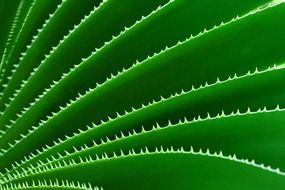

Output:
xmin=0 ymin=0 xmax=283 ymax=150
xmin=4 ymin=149 xmax=285 ymax=190
xmin=0 ymin=0 xmax=275 ymax=130
xmin=0 ymin=0 xmax=61 ymax=91
xmin=1 ymin=0 xmax=285 ymax=189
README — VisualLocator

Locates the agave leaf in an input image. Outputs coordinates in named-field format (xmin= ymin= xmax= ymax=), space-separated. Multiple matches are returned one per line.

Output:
xmin=1 ymin=0 xmax=285 ymax=189
xmin=0 ymin=0 xmax=26 ymax=80
xmin=0 ymin=0 xmax=22 ymax=60
xmin=0 ymin=0 xmax=103 ymax=110
xmin=5 ymin=150 xmax=285 ymax=190
xmin=0 ymin=0 xmax=275 ymax=130
xmin=17 ymin=106 xmax=285 ymax=178
xmin=2 ymin=65 xmax=285 ymax=176
xmin=1 ymin=179 xmax=101 ymax=190
xmin=56 ymin=106 xmax=285 ymax=169
xmin=0 ymin=1 xmax=284 ymax=151
xmin=0 ymin=0 xmax=170 ymax=113
xmin=0 ymin=0 xmax=61 ymax=90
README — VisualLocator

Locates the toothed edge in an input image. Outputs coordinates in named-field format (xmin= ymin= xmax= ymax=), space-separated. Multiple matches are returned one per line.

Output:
xmin=3 ymin=146 xmax=284 ymax=185
xmin=22 ymin=105 xmax=285 ymax=178
xmin=2 ymin=0 xmax=280 ymax=135
xmin=0 ymin=56 xmax=280 ymax=145
xmin=0 ymin=0 xmax=173 ymax=121
xmin=0 ymin=0 xmax=109 ymax=112
xmin=3 ymin=102 xmax=285 ymax=183
xmin=0 ymin=0 xmax=38 ymax=86
xmin=2 ymin=0 xmax=282 ymax=180
xmin=0 ymin=0 xmax=279 ymax=123
xmin=0 ymin=179 xmax=102 ymax=190
xmin=0 ymin=0 xmax=176 ymax=148
xmin=0 ymin=63 xmax=282 ymax=180
xmin=0 ymin=0 xmax=25 ymax=79
xmin=0 ymin=0 xmax=66 ymax=113
xmin=1 ymin=0 xmax=282 ymax=146
xmin=0 ymin=0 xmax=67 ymax=109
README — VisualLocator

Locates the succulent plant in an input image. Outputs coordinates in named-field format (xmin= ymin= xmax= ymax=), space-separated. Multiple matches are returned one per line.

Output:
xmin=0 ymin=0 xmax=285 ymax=189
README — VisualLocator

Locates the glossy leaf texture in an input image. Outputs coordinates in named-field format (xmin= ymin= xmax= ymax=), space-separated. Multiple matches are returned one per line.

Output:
xmin=0 ymin=0 xmax=285 ymax=189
